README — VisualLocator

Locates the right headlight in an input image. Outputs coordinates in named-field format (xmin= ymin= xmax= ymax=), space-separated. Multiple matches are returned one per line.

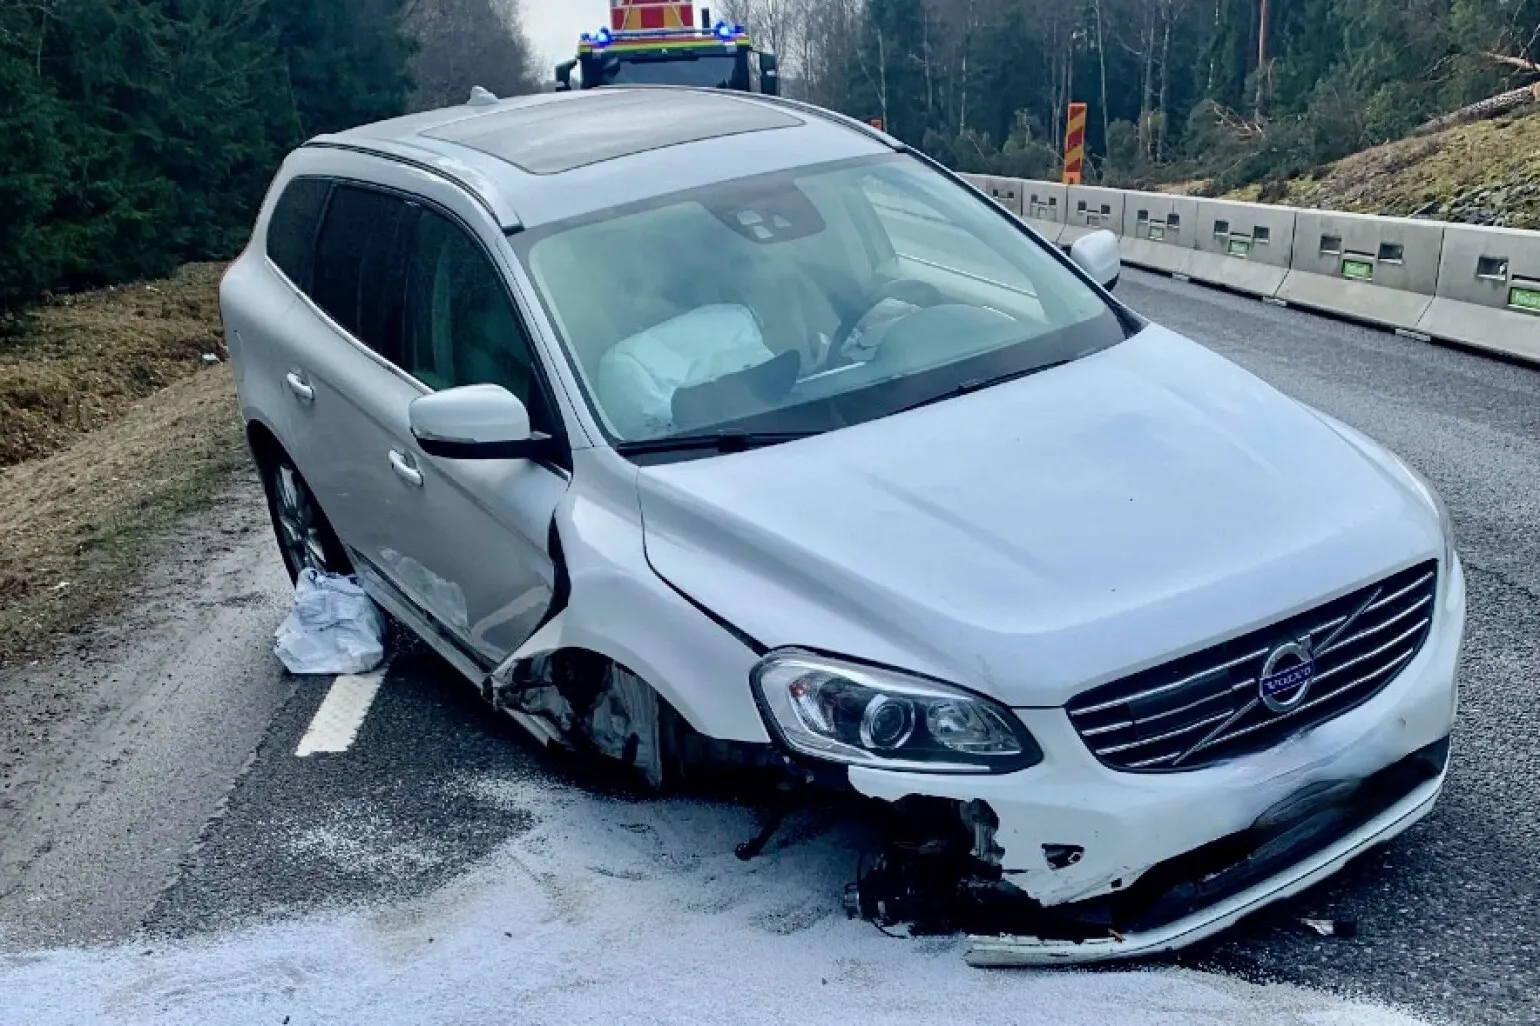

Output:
xmin=750 ymin=649 xmax=1043 ymax=774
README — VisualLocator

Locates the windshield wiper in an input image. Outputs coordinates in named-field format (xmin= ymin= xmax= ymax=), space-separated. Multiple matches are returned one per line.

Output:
xmin=615 ymin=430 xmax=819 ymax=456
xmin=895 ymin=360 xmax=1073 ymax=416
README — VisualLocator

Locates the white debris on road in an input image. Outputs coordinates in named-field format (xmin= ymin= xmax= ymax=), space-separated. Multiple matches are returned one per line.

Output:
xmin=0 ymin=772 xmax=1436 ymax=1026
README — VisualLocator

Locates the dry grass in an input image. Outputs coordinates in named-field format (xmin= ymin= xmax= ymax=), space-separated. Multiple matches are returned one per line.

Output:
xmin=0 ymin=265 xmax=248 ymax=665
xmin=0 ymin=366 xmax=246 ymax=664
xmin=1219 ymin=111 xmax=1540 ymax=225
xmin=0 ymin=263 xmax=227 ymax=469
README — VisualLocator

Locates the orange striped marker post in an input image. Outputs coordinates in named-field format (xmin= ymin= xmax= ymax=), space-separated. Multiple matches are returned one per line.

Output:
xmin=1063 ymin=102 xmax=1087 ymax=185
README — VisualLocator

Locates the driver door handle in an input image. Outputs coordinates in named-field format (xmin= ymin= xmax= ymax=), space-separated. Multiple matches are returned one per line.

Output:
xmin=388 ymin=450 xmax=423 ymax=488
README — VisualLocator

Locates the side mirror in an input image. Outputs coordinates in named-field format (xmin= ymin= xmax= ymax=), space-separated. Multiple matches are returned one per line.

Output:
xmin=409 ymin=384 xmax=556 ymax=461
xmin=555 ymin=60 xmax=576 ymax=92
xmin=1069 ymin=229 xmax=1121 ymax=292
xmin=759 ymin=53 xmax=780 ymax=96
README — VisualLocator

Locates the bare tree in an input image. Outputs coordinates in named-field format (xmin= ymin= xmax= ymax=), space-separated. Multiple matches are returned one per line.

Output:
xmin=1092 ymin=0 xmax=1111 ymax=152
xmin=1254 ymin=0 xmax=1270 ymax=114
xmin=404 ymin=0 xmax=542 ymax=111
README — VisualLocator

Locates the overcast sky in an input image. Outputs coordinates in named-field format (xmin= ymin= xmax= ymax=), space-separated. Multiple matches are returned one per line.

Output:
xmin=522 ymin=0 xmax=613 ymax=70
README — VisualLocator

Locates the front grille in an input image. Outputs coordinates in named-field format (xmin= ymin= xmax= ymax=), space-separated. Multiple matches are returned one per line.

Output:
xmin=1066 ymin=561 xmax=1439 ymax=772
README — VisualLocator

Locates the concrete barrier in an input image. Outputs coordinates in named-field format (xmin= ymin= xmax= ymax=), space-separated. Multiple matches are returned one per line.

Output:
xmin=1276 ymin=211 xmax=1444 ymax=331
xmin=1415 ymin=224 xmax=1540 ymax=363
xmin=1187 ymin=199 xmax=1298 ymax=297
xmin=1021 ymin=181 xmax=1067 ymax=244
xmin=1064 ymin=186 xmax=1126 ymax=246
xmin=1119 ymin=192 xmax=1197 ymax=275
xmin=948 ymin=172 xmax=1540 ymax=369
xmin=981 ymin=176 xmax=1024 ymax=216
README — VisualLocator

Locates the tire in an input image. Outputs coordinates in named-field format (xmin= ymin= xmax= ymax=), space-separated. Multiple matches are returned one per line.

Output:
xmin=260 ymin=452 xmax=352 ymax=585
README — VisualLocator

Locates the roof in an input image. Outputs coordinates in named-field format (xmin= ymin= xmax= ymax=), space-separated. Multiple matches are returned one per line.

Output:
xmin=305 ymin=87 xmax=898 ymax=231
xmin=420 ymin=89 xmax=802 ymax=175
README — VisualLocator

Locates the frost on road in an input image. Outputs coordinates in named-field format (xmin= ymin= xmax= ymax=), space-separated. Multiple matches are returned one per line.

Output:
xmin=0 ymin=770 xmax=1432 ymax=1026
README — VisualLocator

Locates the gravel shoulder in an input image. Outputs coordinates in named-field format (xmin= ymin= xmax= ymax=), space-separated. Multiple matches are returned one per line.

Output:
xmin=0 ymin=264 xmax=244 ymax=785
xmin=0 ymin=471 xmax=292 ymax=948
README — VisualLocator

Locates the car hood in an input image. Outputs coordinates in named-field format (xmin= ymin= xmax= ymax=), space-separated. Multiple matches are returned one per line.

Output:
xmin=636 ymin=326 xmax=1442 ymax=708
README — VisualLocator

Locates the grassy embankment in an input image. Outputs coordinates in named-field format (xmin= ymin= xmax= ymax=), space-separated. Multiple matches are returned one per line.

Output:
xmin=0 ymin=265 xmax=245 ymax=664
xmin=1214 ymin=111 xmax=1540 ymax=229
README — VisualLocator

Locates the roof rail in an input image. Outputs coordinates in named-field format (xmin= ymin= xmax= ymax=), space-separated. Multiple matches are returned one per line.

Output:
xmin=302 ymin=135 xmax=523 ymax=230
xmin=747 ymin=92 xmax=905 ymax=151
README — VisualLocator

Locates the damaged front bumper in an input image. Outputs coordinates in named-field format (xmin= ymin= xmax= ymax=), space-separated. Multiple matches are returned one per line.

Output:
xmin=964 ymin=744 xmax=1445 ymax=965
xmin=845 ymin=558 xmax=1465 ymax=965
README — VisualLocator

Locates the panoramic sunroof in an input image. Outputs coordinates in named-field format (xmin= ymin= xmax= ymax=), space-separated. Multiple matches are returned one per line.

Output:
xmin=422 ymin=90 xmax=804 ymax=175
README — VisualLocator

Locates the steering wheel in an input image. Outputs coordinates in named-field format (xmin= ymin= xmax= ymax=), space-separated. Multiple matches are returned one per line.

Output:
xmin=823 ymin=277 xmax=950 ymax=369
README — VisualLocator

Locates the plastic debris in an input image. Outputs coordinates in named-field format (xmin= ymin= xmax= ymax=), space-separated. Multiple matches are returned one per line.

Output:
xmin=201 ymin=353 xmax=221 ymax=364
xmin=1301 ymin=918 xmax=1358 ymax=938
xmin=273 ymin=569 xmax=386 ymax=675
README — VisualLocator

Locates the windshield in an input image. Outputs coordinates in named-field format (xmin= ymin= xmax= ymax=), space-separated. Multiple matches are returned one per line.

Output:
xmin=588 ymin=52 xmax=741 ymax=89
xmin=517 ymin=154 xmax=1129 ymax=449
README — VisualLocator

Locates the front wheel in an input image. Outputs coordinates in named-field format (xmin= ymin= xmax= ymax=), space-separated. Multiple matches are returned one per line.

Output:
xmin=261 ymin=454 xmax=350 ymax=584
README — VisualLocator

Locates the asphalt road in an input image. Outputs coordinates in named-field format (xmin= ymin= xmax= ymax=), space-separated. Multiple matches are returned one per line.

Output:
xmin=1118 ymin=271 xmax=1540 ymax=1024
xmin=0 ymin=270 xmax=1537 ymax=1025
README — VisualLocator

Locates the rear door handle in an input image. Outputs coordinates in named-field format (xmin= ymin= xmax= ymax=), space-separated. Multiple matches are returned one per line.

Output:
xmin=388 ymin=450 xmax=423 ymax=488
xmin=285 ymin=371 xmax=315 ymax=403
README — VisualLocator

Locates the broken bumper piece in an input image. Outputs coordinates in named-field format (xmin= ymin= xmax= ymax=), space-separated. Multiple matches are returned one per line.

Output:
xmin=964 ymin=747 xmax=1446 ymax=966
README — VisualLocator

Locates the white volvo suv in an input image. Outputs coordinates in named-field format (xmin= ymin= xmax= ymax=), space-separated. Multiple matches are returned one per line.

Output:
xmin=221 ymin=85 xmax=1465 ymax=964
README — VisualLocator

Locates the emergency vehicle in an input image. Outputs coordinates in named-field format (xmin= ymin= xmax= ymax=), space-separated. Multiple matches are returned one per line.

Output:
xmin=556 ymin=1 xmax=779 ymax=95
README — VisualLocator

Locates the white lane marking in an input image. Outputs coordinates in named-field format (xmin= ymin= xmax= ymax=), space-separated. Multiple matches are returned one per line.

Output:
xmin=295 ymin=669 xmax=387 ymax=757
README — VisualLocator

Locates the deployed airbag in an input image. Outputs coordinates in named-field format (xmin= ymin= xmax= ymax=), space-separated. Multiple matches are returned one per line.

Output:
xmin=597 ymin=304 xmax=775 ymax=439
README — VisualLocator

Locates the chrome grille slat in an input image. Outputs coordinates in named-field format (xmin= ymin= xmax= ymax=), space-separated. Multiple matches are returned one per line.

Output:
xmin=1080 ymin=721 xmax=1132 ymax=738
xmin=1066 ymin=562 xmax=1439 ymax=772
xmin=1306 ymin=617 xmax=1431 ymax=689
xmin=1069 ymin=647 xmax=1269 ymax=717
xmin=1082 ymin=678 xmax=1254 ymax=741
xmin=1306 ymin=571 xmax=1434 ymax=642
xmin=1125 ymin=751 xmax=1182 ymax=769
xmin=1095 ymin=710 xmax=1235 ymax=756
xmin=1316 ymin=594 xmax=1431 ymax=657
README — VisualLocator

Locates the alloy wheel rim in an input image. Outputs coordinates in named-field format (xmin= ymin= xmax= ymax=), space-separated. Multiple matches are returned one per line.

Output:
xmin=275 ymin=464 xmax=328 ymax=575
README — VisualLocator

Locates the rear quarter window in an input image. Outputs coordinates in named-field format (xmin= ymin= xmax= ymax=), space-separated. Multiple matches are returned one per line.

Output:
xmin=264 ymin=178 xmax=330 ymax=290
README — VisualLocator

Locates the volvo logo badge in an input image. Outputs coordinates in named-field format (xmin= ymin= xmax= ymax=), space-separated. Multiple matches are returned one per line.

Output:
xmin=1258 ymin=639 xmax=1316 ymax=714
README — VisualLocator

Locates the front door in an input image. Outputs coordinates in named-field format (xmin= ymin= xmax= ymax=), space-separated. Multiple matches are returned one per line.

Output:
xmin=379 ymin=203 xmax=571 ymax=663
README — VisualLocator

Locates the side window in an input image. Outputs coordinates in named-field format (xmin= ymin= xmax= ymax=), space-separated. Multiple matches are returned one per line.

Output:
xmin=402 ymin=209 xmax=552 ymax=434
xmin=265 ymin=178 xmax=329 ymax=290
xmin=859 ymin=174 xmax=1033 ymax=291
xmin=311 ymin=184 xmax=411 ymax=357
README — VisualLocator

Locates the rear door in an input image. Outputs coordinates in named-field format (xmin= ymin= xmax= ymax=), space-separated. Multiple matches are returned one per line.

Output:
xmin=279 ymin=181 xmax=418 ymax=572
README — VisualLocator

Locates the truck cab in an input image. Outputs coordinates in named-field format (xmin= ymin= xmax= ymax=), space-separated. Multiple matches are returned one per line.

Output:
xmin=556 ymin=2 xmax=779 ymax=96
